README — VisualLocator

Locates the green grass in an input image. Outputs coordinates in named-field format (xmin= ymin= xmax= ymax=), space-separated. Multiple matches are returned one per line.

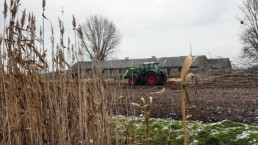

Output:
xmin=111 ymin=116 xmax=258 ymax=145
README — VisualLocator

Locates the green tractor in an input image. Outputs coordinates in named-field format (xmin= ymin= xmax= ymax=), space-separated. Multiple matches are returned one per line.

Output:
xmin=123 ymin=62 xmax=167 ymax=86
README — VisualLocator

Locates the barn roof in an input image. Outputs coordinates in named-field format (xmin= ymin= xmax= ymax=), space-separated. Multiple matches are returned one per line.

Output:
xmin=71 ymin=55 xmax=209 ymax=70
xmin=208 ymin=58 xmax=232 ymax=69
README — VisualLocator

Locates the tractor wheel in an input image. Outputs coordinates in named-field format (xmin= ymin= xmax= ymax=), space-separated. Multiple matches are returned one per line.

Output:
xmin=145 ymin=72 xmax=160 ymax=86
xmin=160 ymin=74 xmax=167 ymax=85
xmin=128 ymin=75 xmax=138 ymax=85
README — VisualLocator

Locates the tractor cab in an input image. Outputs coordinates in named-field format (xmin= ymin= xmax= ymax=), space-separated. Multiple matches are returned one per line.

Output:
xmin=141 ymin=62 xmax=159 ymax=73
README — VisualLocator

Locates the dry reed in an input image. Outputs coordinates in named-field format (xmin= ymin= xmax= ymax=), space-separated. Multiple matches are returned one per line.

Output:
xmin=131 ymin=97 xmax=153 ymax=145
xmin=0 ymin=0 xmax=110 ymax=144
xmin=155 ymin=49 xmax=198 ymax=145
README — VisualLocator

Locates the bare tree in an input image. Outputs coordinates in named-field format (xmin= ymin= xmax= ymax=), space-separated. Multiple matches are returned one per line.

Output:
xmin=79 ymin=15 xmax=121 ymax=60
xmin=239 ymin=0 xmax=258 ymax=62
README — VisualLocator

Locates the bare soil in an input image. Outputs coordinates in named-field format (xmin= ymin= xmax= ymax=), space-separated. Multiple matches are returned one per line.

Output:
xmin=108 ymin=78 xmax=258 ymax=123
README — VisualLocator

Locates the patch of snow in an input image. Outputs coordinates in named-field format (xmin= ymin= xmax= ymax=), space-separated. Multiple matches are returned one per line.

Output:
xmin=237 ymin=132 xmax=249 ymax=139
xmin=163 ymin=126 xmax=168 ymax=130
xmin=135 ymin=123 xmax=142 ymax=130
xmin=190 ymin=139 xmax=198 ymax=145
xmin=223 ymin=126 xmax=244 ymax=133
xmin=210 ymin=120 xmax=224 ymax=126
xmin=176 ymin=135 xmax=183 ymax=139
xmin=236 ymin=130 xmax=258 ymax=139
xmin=244 ymin=124 xmax=248 ymax=129
xmin=211 ymin=130 xmax=219 ymax=135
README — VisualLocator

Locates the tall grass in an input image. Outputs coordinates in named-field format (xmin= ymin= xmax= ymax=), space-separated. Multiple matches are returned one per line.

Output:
xmin=0 ymin=0 xmax=110 ymax=144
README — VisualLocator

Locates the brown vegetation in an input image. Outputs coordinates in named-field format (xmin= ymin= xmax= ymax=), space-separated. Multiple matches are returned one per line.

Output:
xmin=0 ymin=0 xmax=109 ymax=144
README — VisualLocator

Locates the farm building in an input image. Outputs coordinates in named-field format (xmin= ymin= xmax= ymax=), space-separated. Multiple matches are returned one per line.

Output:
xmin=71 ymin=55 xmax=212 ymax=79
xmin=208 ymin=58 xmax=232 ymax=69
xmin=248 ymin=64 xmax=258 ymax=70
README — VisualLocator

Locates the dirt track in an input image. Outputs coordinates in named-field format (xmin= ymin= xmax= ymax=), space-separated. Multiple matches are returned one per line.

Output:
xmin=109 ymin=80 xmax=258 ymax=123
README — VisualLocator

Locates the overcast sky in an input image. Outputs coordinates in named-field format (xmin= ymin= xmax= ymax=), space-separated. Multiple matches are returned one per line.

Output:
xmin=0 ymin=0 xmax=244 ymax=61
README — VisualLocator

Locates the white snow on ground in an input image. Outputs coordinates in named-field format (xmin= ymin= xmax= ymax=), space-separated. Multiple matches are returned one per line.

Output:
xmin=211 ymin=130 xmax=219 ymax=135
xmin=112 ymin=116 xmax=258 ymax=144
xmin=210 ymin=120 xmax=224 ymax=126
xmin=237 ymin=131 xmax=249 ymax=139
xmin=162 ymin=126 xmax=168 ymax=130
xmin=135 ymin=122 xmax=142 ymax=130
xmin=237 ymin=131 xmax=258 ymax=139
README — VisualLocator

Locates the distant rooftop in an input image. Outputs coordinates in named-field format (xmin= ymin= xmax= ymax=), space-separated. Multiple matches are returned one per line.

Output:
xmin=71 ymin=55 xmax=209 ymax=70
xmin=208 ymin=58 xmax=232 ymax=69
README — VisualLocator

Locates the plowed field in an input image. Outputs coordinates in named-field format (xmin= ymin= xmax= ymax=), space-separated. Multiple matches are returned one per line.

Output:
xmin=109 ymin=80 xmax=258 ymax=123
